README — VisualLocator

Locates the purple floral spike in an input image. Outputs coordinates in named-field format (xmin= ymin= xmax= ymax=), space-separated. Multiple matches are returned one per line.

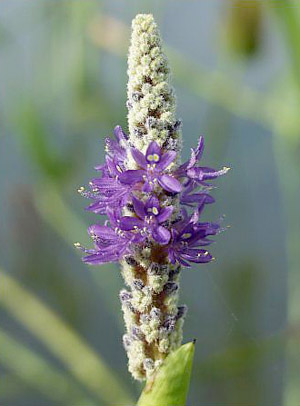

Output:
xmin=120 ymin=196 xmax=173 ymax=244
xmin=119 ymin=141 xmax=182 ymax=193
xmin=77 ymin=12 xmax=228 ymax=383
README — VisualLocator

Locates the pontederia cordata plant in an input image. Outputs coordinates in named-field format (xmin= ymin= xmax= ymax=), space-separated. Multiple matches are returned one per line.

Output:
xmin=76 ymin=12 xmax=228 ymax=390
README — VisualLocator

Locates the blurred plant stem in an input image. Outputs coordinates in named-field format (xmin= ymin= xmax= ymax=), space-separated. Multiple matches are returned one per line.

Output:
xmin=273 ymin=133 xmax=300 ymax=406
xmin=222 ymin=0 xmax=263 ymax=58
xmin=271 ymin=0 xmax=300 ymax=93
xmin=0 ymin=268 xmax=134 ymax=405
xmin=0 ymin=328 xmax=97 ymax=405
xmin=268 ymin=2 xmax=300 ymax=403
xmin=0 ymin=375 xmax=26 ymax=400
xmin=0 ymin=376 xmax=36 ymax=402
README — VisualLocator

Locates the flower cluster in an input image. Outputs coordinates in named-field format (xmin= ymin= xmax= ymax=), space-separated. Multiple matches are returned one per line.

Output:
xmin=77 ymin=127 xmax=228 ymax=269
xmin=77 ymin=14 xmax=228 ymax=381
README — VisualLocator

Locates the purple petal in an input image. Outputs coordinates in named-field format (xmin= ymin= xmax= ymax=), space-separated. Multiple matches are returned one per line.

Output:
xmin=118 ymin=169 xmax=144 ymax=184
xmin=119 ymin=216 xmax=144 ymax=231
xmin=131 ymin=148 xmax=147 ymax=169
xmin=152 ymin=225 xmax=171 ymax=244
xmin=145 ymin=195 xmax=160 ymax=211
xmin=83 ymin=253 xmax=112 ymax=265
xmin=181 ymin=192 xmax=214 ymax=204
xmin=114 ymin=125 xmax=128 ymax=141
xmin=175 ymin=160 xmax=189 ymax=177
xmin=83 ymin=239 xmax=130 ymax=263
xmin=106 ymin=156 xmax=119 ymax=176
xmin=132 ymin=196 xmax=146 ymax=218
xmin=177 ymin=257 xmax=192 ymax=267
xmin=142 ymin=180 xmax=154 ymax=192
xmin=187 ymin=166 xmax=229 ymax=181
xmin=131 ymin=232 xmax=146 ymax=244
xmin=158 ymin=174 xmax=182 ymax=193
xmin=188 ymin=236 xmax=213 ymax=247
xmin=189 ymin=211 xmax=199 ymax=226
xmin=90 ymin=177 xmax=116 ymax=187
xmin=146 ymin=141 xmax=161 ymax=163
xmin=174 ymin=137 xmax=204 ymax=176
xmin=194 ymin=136 xmax=204 ymax=160
xmin=156 ymin=151 xmax=176 ymax=171
xmin=187 ymin=148 xmax=197 ymax=170
xmin=181 ymin=249 xmax=212 ymax=263
xmin=88 ymin=224 xmax=115 ymax=238
xmin=157 ymin=206 xmax=173 ymax=222
xmin=94 ymin=163 xmax=107 ymax=171
xmin=168 ymin=249 xmax=177 ymax=264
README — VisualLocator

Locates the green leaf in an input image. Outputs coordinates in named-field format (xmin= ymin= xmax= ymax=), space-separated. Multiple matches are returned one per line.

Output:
xmin=138 ymin=341 xmax=195 ymax=406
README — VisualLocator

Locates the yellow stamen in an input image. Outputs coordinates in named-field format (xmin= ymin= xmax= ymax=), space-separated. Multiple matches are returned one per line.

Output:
xmin=152 ymin=207 xmax=159 ymax=215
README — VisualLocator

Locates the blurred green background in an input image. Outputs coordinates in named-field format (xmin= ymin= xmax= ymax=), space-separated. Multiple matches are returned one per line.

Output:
xmin=1 ymin=1 xmax=300 ymax=405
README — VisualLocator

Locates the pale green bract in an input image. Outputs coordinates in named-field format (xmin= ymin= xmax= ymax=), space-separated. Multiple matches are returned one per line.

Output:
xmin=138 ymin=341 xmax=195 ymax=406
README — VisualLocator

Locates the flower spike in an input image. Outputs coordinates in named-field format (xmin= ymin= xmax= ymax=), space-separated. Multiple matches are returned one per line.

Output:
xmin=77 ymin=14 xmax=228 ymax=382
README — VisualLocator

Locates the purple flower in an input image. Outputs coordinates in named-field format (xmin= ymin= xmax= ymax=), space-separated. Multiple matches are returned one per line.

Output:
xmin=78 ymin=126 xmax=227 ymax=269
xmin=167 ymin=210 xmax=220 ymax=267
xmin=78 ymin=209 xmax=144 ymax=264
xmin=120 ymin=196 xmax=173 ymax=245
xmin=81 ymin=126 xmax=134 ymax=214
xmin=180 ymin=181 xmax=215 ymax=210
xmin=176 ymin=136 xmax=229 ymax=186
xmin=95 ymin=125 xmax=128 ymax=172
xmin=119 ymin=141 xmax=182 ymax=193
xmin=84 ymin=177 xmax=134 ymax=214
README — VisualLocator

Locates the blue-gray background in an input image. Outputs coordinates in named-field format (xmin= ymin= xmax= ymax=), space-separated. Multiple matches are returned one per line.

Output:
xmin=1 ymin=1 xmax=300 ymax=405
